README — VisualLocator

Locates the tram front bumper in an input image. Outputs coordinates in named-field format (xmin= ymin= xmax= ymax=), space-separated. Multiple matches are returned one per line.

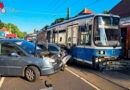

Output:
xmin=95 ymin=56 xmax=119 ymax=63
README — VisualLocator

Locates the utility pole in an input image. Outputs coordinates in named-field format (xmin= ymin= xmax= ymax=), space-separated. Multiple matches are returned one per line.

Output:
xmin=67 ymin=8 xmax=70 ymax=20
xmin=9 ymin=24 xmax=12 ymax=34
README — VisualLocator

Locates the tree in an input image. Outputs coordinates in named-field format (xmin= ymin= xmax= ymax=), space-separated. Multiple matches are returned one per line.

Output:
xmin=0 ymin=20 xmax=4 ymax=29
xmin=51 ymin=18 xmax=65 ymax=25
xmin=34 ymin=29 xmax=37 ymax=33
xmin=1 ymin=20 xmax=28 ymax=38
xmin=103 ymin=10 xmax=109 ymax=14
xmin=42 ymin=25 xmax=49 ymax=30
xmin=23 ymin=32 xmax=27 ymax=36
xmin=4 ymin=22 xmax=26 ymax=38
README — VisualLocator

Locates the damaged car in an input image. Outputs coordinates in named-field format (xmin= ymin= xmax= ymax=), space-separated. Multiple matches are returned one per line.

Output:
xmin=0 ymin=39 xmax=62 ymax=82
xmin=37 ymin=42 xmax=71 ymax=71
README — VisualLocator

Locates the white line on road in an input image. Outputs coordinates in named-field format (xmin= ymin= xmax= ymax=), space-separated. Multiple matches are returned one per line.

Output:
xmin=0 ymin=77 xmax=5 ymax=88
xmin=66 ymin=68 xmax=101 ymax=90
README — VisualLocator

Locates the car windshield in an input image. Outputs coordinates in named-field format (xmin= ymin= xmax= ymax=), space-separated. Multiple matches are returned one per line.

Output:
xmin=14 ymin=40 xmax=42 ymax=55
xmin=48 ymin=45 xmax=59 ymax=52
xmin=94 ymin=16 xmax=121 ymax=46
xmin=37 ymin=44 xmax=48 ymax=51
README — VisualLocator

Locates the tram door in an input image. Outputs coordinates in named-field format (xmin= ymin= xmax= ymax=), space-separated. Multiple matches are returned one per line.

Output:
xmin=67 ymin=25 xmax=78 ymax=58
xmin=76 ymin=25 xmax=92 ymax=62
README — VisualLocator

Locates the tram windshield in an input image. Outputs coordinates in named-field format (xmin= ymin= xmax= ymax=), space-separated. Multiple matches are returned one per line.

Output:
xmin=94 ymin=16 xmax=121 ymax=47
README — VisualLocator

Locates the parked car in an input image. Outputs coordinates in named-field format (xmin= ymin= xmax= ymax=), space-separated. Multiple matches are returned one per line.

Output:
xmin=37 ymin=42 xmax=71 ymax=71
xmin=0 ymin=39 xmax=62 ymax=82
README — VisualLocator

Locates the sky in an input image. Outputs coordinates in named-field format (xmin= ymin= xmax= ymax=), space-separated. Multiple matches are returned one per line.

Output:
xmin=0 ymin=0 xmax=121 ymax=33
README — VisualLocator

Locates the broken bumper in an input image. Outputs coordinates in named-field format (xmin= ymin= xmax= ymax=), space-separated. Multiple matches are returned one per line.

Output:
xmin=40 ymin=61 xmax=62 ymax=76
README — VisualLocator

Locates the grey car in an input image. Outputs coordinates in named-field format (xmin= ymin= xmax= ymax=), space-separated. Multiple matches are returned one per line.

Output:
xmin=0 ymin=39 xmax=62 ymax=82
xmin=37 ymin=42 xmax=71 ymax=71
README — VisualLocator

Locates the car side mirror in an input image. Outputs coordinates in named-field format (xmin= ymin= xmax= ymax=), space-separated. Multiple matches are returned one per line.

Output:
xmin=11 ymin=52 xmax=20 ymax=57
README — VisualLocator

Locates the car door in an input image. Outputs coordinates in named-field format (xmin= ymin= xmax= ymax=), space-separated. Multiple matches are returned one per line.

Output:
xmin=0 ymin=42 xmax=26 ymax=76
xmin=0 ymin=42 xmax=9 ymax=75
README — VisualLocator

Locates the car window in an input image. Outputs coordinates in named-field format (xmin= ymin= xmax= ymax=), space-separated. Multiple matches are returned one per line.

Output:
xmin=48 ymin=45 xmax=59 ymax=52
xmin=38 ymin=44 xmax=47 ymax=51
xmin=0 ymin=42 xmax=25 ymax=56
xmin=14 ymin=40 xmax=42 ymax=55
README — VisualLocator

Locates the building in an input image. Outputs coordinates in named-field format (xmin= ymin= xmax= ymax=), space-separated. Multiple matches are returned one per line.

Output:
xmin=0 ymin=27 xmax=10 ymax=38
xmin=109 ymin=0 xmax=130 ymax=26
xmin=0 ymin=27 xmax=17 ymax=39
xmin=76 ymin=8 xmax=95 ymax=17
xmin=109 ymin=0 xmax=130 ymax=58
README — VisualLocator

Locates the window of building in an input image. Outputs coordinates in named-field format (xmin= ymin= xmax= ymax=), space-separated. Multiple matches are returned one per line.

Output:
xmin=60 ymin=37 xmax=62 ymax=42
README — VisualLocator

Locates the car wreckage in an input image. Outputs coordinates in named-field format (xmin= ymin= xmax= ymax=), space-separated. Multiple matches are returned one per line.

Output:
xmin=35 ymin=31 xmax=71 ymax=71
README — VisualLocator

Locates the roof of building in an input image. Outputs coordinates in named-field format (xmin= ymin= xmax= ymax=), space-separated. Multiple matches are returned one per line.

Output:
xmin=0 ymin=27 xmax=9 ymax=32
xmin=76 ymin=8 xmax=95 ymax=17
xmin=109 ymin=0 xmax=130 ymax=17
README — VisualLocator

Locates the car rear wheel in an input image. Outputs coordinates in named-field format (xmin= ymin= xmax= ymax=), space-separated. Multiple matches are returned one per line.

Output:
xmin=25 ymin=66 xmax=40 ymax=82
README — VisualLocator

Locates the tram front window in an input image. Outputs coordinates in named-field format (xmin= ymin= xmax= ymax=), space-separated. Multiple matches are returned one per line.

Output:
xmin=94 ymin=16 xmax=121 ymax=47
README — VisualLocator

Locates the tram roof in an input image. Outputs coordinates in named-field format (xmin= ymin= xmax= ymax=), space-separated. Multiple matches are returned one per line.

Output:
xmin=47 ymin=14 xmax=120 ymax=30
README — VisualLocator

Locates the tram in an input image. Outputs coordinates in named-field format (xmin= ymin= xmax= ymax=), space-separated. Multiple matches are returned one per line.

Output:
xmin=46 ymin=14 xmax=121 ymax=68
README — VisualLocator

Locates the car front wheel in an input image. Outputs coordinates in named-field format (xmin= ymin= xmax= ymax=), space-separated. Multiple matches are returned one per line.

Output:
xmin=25 ymin=66 xmax=40 ymax=82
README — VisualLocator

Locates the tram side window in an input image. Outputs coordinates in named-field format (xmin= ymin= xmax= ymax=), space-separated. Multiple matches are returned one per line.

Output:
xmin=80 ymin=25 xmax=91 ymax=45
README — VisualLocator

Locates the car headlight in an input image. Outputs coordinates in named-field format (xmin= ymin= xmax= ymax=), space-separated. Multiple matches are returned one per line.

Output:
xmin=43 ymin=57 xmax=55 ymax=63
xmin=97 ymin=50 xmax=105 ymax=55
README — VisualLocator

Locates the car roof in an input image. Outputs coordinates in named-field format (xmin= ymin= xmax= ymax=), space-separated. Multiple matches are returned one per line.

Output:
xmin=0 ymin=39 xmax=25 ymax=42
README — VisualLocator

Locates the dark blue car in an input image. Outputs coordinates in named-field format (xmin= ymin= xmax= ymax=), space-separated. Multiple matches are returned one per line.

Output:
xmin=0 ymin=39 xmax=62 ymax=82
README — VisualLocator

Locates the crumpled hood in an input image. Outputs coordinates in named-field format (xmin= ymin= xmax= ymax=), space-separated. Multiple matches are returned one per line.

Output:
xmin=39 ymin=51 xmax=60 ymax=60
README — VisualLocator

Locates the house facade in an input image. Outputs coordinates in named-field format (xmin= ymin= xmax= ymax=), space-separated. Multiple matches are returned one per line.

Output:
xmin=109 ymin=0 xmax=130 ymax=58
xmin=0 ymin=27 xmax=10 ymax=38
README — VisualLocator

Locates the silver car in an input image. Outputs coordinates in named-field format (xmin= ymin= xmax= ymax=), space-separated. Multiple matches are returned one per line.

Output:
xmin=0 ymin=39 xmax=62 ymax=82
xmin=37 ymin=42 xmax=71 ymax=71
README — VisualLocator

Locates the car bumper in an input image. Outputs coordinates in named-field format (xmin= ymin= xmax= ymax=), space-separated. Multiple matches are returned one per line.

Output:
xmin=40 ymin=63 xmax=62 ymax=76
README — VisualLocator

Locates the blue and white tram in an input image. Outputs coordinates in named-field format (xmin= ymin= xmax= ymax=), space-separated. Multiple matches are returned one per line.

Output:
xmin=46 ymin=14 xmax=122 ymax=68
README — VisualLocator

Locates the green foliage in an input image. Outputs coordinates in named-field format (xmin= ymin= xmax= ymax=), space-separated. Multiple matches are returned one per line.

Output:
xmin=56 ymin=18 xmax=65 ymax=23
xmin=0 ymin=20 xmax=4 ymax=29
xmin=42 ymin=24 xmax=49 ymax=30
xmin=4 ymin=22 xmax=28 ymax=38
xmin=103 ymin=10 xmax=109 ymax=14
xmin=34 ymin=29 xmax=37 ymax=33
xmin=51 ymin=18 xmax=65 ymax=25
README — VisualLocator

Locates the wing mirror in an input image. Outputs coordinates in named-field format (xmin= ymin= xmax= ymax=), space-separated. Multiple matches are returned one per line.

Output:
xmin=11 ymin=52 xmax=20 ymax=57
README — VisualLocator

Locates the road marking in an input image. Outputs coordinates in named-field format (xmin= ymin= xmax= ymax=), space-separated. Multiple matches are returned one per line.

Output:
xmin=0 ymin=77 xmax=5 ymax=88
xmin=66 ymin=68 xmax=101 ymax=90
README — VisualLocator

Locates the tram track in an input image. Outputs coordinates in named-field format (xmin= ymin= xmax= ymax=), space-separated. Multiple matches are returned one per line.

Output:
xmin=84 ymin=69 xmax=127 ymax=90
xmin=67 ymin=62 xmax=129 ymax=90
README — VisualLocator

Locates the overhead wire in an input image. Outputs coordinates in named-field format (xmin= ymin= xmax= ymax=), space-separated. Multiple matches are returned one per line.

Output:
xmin=47 ymin=0 xmax=101 ymax=25
xmin=50 ymin=0 xmax=63 ymax=11
xmin=71 ymin=0 xmax=101 ymax=16
xmin=47 ymin=0 xmax=59 ymax=10
xmin=53 ymin=0 xmax=68 ymax=12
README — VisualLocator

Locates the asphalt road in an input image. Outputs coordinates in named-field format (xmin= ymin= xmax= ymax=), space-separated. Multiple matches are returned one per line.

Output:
xmin=0 ymin=69 xmax=94 ymax=90
xmin=0 ymin=63 xmax=130 ymax=90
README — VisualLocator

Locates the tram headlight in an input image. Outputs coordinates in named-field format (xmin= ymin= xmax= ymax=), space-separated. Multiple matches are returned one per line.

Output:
xmin=97 ymin=50 xmax=105 ymax=55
